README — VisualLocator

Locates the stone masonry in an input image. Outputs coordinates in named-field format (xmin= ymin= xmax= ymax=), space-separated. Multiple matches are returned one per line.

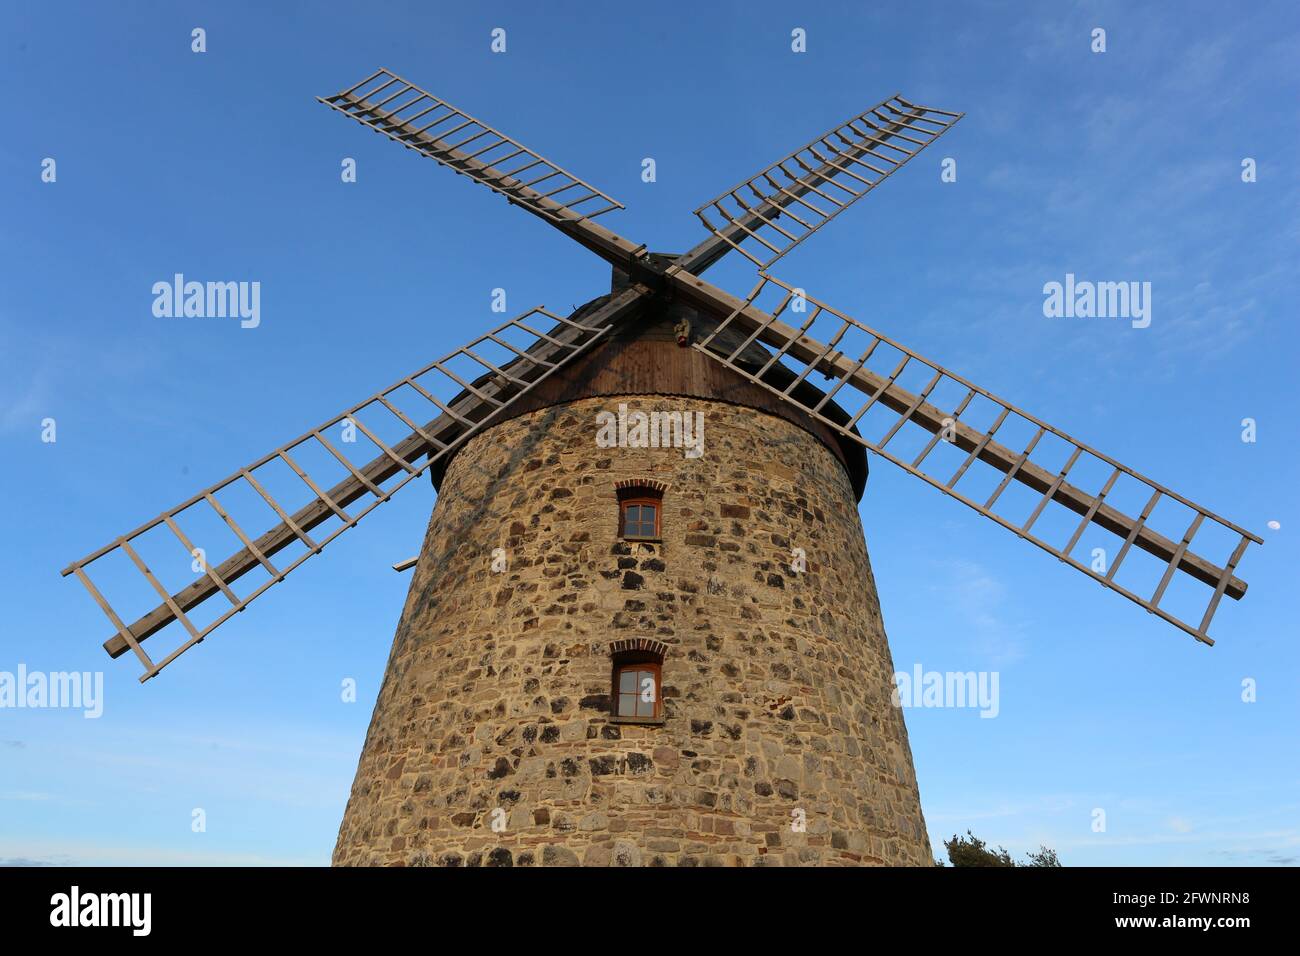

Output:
xmin=332 ymin=395 xmax=931 ymax=866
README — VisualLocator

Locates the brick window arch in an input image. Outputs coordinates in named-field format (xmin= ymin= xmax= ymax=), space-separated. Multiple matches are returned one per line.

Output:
xmin=616 ymin=480 xmax=666 ymax=541
xmin=609 ymin=638 xmax=668 ymax=725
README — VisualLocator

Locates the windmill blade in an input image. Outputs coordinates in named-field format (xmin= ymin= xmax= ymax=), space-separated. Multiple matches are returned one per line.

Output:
xmin=319 ymin=68 xmax=644 ymax=270
xmin=61 ymin=295 xmax=643 ymax=682
xmin=320 ymin=68 xmax=623 ymax=222
xmin=688 ymin=95 xmax=962 ymax=271
xmin=668 ymin=268 xmax=1261 ymax=646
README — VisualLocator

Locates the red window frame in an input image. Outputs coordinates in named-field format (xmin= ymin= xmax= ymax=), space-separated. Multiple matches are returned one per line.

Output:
xmin=611 ymin=657 xmax=663 ymax=723
xmin=619 ymin=497 xmax=661 ymax=540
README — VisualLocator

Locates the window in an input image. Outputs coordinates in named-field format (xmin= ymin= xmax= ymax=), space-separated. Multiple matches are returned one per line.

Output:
xmin=609 ymin=638 xmax=668 ymax=725
xmin=620 ymin=499 xmax=659 ymax=540
xmin=615 ymin=662 xmax=661 ymax=718
xmin=615 ymin=480 xmax=666 ymax=541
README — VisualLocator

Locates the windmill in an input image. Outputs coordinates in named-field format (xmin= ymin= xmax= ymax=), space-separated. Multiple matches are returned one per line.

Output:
xmin=63 ymin=69 xmax=1261 ymax=867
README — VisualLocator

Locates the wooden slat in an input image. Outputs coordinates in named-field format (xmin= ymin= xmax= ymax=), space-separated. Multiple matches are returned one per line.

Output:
xmin=119 ymin=539 xmax=201 ymax=639
xmin=163 ymin=514 xmax=239 ymax=606
xmin=72 ymin=567 xmax=155 ymax=673
xmin=204 ymin=493 xmax=281 ymax=580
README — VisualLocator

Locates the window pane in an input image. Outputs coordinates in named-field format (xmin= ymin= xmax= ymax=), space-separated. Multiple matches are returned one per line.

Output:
xmin=636 ymin=671 xmax=656 ymax=716
xmin=618 ymin=693 xmax=637 ymax=716
xmin=619 ymin=669 xmax=637 ymax=692
xmin=625 ymin=505 xmax=640 ymax=523
xmin=629 ymin=516 xmax=654 ymax=537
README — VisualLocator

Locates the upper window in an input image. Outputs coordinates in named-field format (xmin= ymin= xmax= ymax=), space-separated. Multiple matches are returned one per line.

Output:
xmin=620 ymin=499 xmax=659 ymax=540
xmin=615 ymin=480 xmax=666 ymax=541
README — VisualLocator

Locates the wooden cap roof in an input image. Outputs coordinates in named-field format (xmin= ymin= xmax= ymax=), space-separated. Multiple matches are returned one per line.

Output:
xmin=430 ymin=265 xmax=869 ymax=501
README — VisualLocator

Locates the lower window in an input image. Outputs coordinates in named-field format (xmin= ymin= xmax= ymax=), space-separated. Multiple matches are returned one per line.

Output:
xmin=615 ymin=663 xmax=661 ymax=718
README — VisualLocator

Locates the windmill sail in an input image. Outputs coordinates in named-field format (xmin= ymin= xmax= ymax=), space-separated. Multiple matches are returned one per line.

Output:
xmin=320 ymin=68 xmax=625 ymax=223
xmin=62 ymin=300 xmax=636 ymax=681
xmin=669 ymin=268 xmax=1261 ymax=645
xmin=690 ymin=95 xmax=962 ymax=270
xmin=319 ymin=69 xmax=644 ymax=271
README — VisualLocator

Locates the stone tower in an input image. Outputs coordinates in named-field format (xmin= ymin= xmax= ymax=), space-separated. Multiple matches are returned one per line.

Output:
xmin=332 ymin=267 xmax=931 ymax=866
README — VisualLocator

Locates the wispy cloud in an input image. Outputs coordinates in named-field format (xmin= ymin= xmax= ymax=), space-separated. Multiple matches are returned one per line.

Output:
xmin=0 ymin=370 xmax=50 ymax=435
xmin=0 ymin=839 xmax=325 ymax=867
xmin=928 ymin=794 xmax=1079 ymax=824
xmin=0 ymin=791 xmax=54 ymax=802
xmin=929 ymin=558 xmax=1029 ymax=664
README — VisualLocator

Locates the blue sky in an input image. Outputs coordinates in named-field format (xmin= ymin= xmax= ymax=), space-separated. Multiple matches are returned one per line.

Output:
xmin=1 ymin=0 xmax=1297 ymax=866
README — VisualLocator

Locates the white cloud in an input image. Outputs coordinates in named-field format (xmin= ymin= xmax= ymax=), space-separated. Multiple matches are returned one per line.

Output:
xmin=0 ymin=838 xmax=325 ymax=867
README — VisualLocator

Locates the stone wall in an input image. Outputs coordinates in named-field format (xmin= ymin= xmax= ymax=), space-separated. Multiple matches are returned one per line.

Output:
xmin=332 ymin=395 xmax=930 ymax=866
